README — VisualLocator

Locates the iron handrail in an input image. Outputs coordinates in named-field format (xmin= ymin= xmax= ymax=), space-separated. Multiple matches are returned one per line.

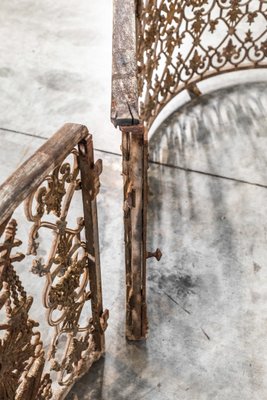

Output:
xmin=0 ymin=123 xmax=88 ymax=229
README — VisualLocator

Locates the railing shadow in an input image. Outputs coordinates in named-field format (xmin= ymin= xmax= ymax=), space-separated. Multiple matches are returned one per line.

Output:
xmin=149 ymin=81 xmax=267 ymax=187
xmin=147 ymin=81 xmax=267 ymax=335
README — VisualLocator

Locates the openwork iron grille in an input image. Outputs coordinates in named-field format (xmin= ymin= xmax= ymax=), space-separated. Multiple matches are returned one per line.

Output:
xmin=0 ymin=124 xmax=108 ymax=399
xmin=111 ymin=0 xmax=267 ymax=341
xmin=137 ymin=0 xmax=267 ymax=128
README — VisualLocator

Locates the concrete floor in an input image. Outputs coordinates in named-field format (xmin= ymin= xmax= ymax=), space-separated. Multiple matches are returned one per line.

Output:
xmin=0 ymin=0 xmax=118 ymax=154
xmin=1 ymin=1 xmax=267 ymax=399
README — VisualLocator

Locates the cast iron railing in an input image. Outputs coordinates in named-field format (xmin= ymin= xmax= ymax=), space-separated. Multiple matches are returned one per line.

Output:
xmin=111 ymin=0 xmax=267 ymax=340
xmin=0 ymin=124 xmax=108 ymax=399
xmin=137 ymin=0 xmax=267 ymax=129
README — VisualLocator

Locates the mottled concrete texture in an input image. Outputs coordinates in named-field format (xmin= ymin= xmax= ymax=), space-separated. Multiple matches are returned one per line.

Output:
xmin=1 ymin=1 xmax=267 ymax=399
xmin=0 ymin=0 xmax=118 ymax=153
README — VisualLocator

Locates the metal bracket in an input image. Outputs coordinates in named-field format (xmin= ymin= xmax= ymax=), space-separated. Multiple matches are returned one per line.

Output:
xmin=147 ymin=248 xmax=162 ymax=261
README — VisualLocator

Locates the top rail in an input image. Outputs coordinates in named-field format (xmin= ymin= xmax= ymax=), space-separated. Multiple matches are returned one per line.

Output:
xmin=111 ymin=0 xmax=140 ymax=127
xmin=0 ymin=123 xmax=88 ymax=227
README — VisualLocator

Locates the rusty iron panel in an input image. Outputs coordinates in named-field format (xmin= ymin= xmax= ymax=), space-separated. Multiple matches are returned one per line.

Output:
xmin=137 ymin=0 xmax=267 ymax=129
xmin=111 ymin=0 xmax=267 ymax=341
xmin=0 ymin=130 xmax=108 ymax=399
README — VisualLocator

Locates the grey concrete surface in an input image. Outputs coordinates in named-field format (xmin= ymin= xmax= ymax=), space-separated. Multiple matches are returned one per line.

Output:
xmin=1 ymin=1 xmax=267 ymax=399
xmin=150 ymin=82 xmax=267 ymax=186
xmin=0 ymin=0 xmax=118 ymax=154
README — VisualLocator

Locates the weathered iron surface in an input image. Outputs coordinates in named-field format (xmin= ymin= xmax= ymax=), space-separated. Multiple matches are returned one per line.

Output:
xmin=111 ymin=0 xmax=140 ymax=127
xmin=111 ymin=0 xmax=266 ymax=341
xmin=121 ymin=124 xmax=148 ymax=340
xmin=0 ymin=126 xmax=108 ymax=399
xmin=0 ymin=218 xmax=53 ymax=400
xmin=137 ymin=0 xmax=267 ymax=129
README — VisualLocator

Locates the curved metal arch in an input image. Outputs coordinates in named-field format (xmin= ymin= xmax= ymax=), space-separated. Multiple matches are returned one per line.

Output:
xmin=137 ymin=0 xmax=267 ymax=130
xmin=147 ymin=68 xmax=267 ymax=137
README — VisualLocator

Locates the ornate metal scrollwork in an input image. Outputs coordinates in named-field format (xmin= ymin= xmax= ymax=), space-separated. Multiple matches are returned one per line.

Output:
xmin=137 ymin=0 xmax=267 ymax=128
xmin=0 ymin=219 xmax=52 ymax=400
xmin=0 ymin=136 xmax=107 ymax=399
xmin=25 ymin=150 xmax=80 ymax=256
xmin=23 ymin=147 xmax=106 ymax=390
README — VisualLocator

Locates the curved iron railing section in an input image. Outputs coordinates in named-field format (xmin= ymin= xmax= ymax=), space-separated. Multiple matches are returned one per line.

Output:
xmin=0 ymin=125 xmax=108 ymax=400
xmin=137 ymin=0 xmax=267 ymax=128
xmin=111 ymin=0 xmax=267 ymax=342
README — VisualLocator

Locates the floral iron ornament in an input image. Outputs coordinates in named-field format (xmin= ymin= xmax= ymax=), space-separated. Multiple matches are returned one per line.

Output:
xmin=110 ymin=0 xmax=267 ymax=341
xmin=137 ymin=0 xmax=267 ymax=128
xmin=0 ymin=127 xmax=108 ymax=399
xmin=0 ymin=219 xmax=52 ymax=400
xmin=24 ymin=140 xmax=108 ymax=392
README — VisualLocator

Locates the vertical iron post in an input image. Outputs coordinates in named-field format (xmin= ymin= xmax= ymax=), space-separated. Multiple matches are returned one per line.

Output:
xmin=121 ymin=125 xmax=148 ymax=340
xmin=78 ymin=136 xmax=107 ymax=352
